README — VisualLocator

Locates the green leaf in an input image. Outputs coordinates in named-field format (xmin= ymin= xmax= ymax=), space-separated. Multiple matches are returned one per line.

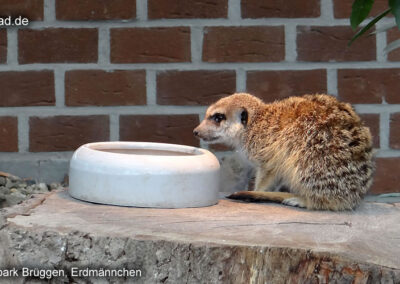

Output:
xmin=389 ymin=0 xmax=400 ymax=29
xmin=350 ymin=0 xmax=375 ymax=30
xmin=348 ymin=8 xmax=392 ymax=46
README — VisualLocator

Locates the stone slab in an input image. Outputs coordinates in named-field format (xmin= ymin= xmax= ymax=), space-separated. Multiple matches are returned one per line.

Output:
xmin=0 ymin=190 xmax=399 ymax=283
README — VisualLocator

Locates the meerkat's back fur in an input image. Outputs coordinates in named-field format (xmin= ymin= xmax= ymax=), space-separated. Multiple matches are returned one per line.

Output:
xmin=194 ymin=93 xmax=374 ymax=211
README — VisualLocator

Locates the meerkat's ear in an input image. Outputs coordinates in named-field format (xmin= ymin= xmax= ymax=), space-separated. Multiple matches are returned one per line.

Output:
xmin=240 ymin=108 xmax=248 ymax=126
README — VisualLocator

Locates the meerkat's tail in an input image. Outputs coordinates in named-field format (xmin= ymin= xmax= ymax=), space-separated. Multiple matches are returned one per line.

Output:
xmin=227 ymin=191 xmax=306 ymax=208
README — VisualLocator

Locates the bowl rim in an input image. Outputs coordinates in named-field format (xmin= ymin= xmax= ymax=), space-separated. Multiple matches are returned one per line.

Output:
xmin=81 ymin=141 xmax=206 ymax=157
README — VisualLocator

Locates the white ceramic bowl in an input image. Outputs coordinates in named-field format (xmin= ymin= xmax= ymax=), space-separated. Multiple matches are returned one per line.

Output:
xmin=68 ymin=142 xmax=220 ymax=208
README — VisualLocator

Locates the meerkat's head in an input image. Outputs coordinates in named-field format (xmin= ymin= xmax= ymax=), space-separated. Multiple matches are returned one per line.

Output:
xmin=193 ymin=93 xmax=264 ymax=148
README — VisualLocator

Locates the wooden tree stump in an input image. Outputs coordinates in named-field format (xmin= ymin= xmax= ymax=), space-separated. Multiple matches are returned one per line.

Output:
xmin=0 ymin=190 xmax=399 ymax=283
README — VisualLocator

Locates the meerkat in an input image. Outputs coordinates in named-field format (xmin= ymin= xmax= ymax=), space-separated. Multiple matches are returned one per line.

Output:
xmin=193 ymin=93 xmax=374 ymax=211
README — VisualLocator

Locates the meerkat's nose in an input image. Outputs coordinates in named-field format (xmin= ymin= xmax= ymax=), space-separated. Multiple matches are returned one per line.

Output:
xmin=193 ymin=130 xmax=199 ymax=137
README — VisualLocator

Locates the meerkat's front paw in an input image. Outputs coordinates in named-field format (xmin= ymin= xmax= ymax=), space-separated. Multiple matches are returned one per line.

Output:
xmin=282 ymin=197 xmax=306 ymax=208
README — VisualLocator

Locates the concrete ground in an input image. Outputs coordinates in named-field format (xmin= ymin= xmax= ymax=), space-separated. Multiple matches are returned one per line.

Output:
xmin=0 ymin=190 xmax=399 ymax=283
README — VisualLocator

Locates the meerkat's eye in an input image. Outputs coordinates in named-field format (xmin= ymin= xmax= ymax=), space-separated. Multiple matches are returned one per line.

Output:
xmin=209 ymin=113 xmax=226 ymax=123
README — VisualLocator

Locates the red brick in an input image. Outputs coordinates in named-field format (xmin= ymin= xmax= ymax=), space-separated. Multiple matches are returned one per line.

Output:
xmin=203 ymin=26 xmax=284 ymax=63
xmin=65 ymin=70 xmax=146 ymax=106
xmin=0 ymin=71 xmax=54 ymax=107
xmin=111 ymin=28 xmax=191 ymax=63
xmin=30 ymin=116 xmax=109 ymax=152
xmin=333 ymin=0 xmax=389 ymax=18
xmin=370 ymin=158 xmax=400 ymax=194
xmin=359 ymin=114 xmax=379 ymax=148
xmin=297 ymin=26 xmax=376 ymax=62
xmin=120 ymin=115 xmax=199 ymax=147
xmin=148 ymin=0 xmax=227 ymax=19
xmin=390 ymin=113 xmax=400 ymax=149
xmin=387 ymin=28 xmax=400 ymax=61
xmin=338 ymin=69 xmax=400 ymax=104
xmin=0 ymin=0 xmax=43 ymax=20
xmin=56 ymin=0 xmax=136 ymax=20
xmin=0 ymin=29 xmax=6 ymax=64
xmin=157 ymin=70 xmax=236 ymax=105
xmin=242 ymin=0 xmax=320 ymax=18
xmin=0 ymin=117 xmax=18 ymax=152
xmin=19 ymin=28 xmax=98 ymax=64
xmin=246 ymin=70 xmax=327 ymax=102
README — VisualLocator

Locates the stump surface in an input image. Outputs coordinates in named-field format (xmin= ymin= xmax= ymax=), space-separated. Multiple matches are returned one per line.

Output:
xmin=1 ymin=190 xmax=399 ymax=283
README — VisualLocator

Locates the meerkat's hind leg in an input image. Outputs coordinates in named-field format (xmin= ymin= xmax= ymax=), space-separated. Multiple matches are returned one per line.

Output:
xmin=226 ymin=191 xmax=297 ymax=204
xmin=254 ymin=168 xmax=276 ymax=191
xmin=282 ymin=197 xmax=307 ymax=208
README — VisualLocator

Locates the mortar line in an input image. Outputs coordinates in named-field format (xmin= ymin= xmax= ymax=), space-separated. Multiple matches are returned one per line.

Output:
xmin=0 ymin=104 xmax=399 ymax=117
xmin=228 ymin=0 xmax=241 ymax=20
xmin=109 ymin=114 xmax=120 ymax=141
xmin=27 ymin=17 xmax=368 ymax=29
xmin=146 ymin=70 xmax=157 ymax=105
xmin=190 ymin=26 xmax=203 ymax=63
xmin=98 ymin=26 xmax=110 ymax=65
xmin=6 ymin=29 xmax=18 ymax=66
xmin=17 ymin=115 xmax=29 ymax=153
xmin=326 ymin=69 xmax=338 ymax=96
xmin=54 ymin=68 xmax=65 ymax=107
xmin=284 ymin=24 xmax=297 ymax=62
xmin=376 ymin=21 xmax=388 ymax=62
xmin=380 ymin=112 xmax=390 ymax=150
xmin=320 ymin=0 xmax=334 ymax=21
xmin=0 ymin=152 xmax=74 ymax=159
xmin=375 ymin=149 xmax=400 ymax=157
xmin=354 ymin=105 xmax=400 ymax=113
xmin=136 ymin=0 xmax=148 ymax=21
xmin=236 ymin=68 xmax=246 ymax=92
xmin=0 ymin=105 xmax=210 ymax=112
xmin=24 ymin=16 xmax=397 ymax=29
xmin=20 ymin=14 xmax=391 ymax=27
xmin=2 ymin=61 xmax=400 ymax=72
xmin=43 ymin=0 xmax=56 ymax=21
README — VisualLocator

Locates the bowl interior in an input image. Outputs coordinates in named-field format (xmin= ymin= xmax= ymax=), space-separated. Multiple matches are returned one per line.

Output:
xmin=86 ymin=142 xmax=203 ymax=156
xmin=96 ymin=148 xmax=195 ymax=156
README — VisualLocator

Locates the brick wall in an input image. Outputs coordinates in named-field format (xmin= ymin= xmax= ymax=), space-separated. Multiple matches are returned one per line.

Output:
xmin=0 ymin=0 xmax=399 ymax=194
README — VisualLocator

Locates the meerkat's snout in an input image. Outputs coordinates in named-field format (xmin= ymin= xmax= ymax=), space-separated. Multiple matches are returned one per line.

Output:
xmin=192 ymin=127 xmax=208 ymax=141
xmin=193 ymin=117 xmax=223 ymax=143
xmin=193 ymin=109 xmax=231 ymax=143
xmin=194 ymin=94 xmax=252 ymax=146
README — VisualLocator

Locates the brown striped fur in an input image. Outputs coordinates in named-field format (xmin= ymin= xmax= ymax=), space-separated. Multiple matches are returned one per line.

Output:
xmin=194 ymin=93 xmax=375 ymax=211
